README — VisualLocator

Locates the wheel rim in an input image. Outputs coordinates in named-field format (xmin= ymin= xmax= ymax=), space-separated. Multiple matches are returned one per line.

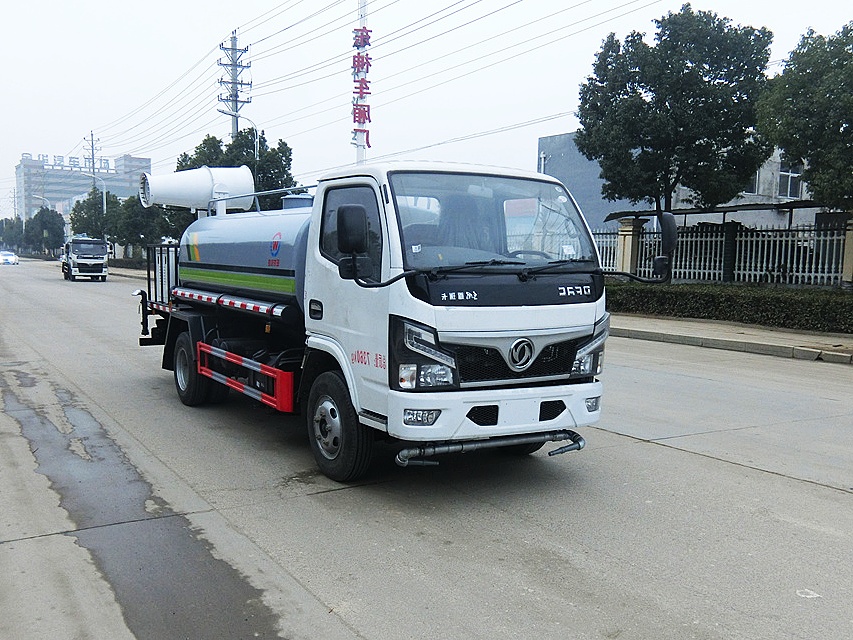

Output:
xmin=312 ymin=395 xmax=342 ymax=460
xmin=175 ymin=347 xmax=190 ymax=391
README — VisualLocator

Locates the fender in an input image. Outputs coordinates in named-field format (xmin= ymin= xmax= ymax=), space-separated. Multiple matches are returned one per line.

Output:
xmin=161 ymin=310 xmax=212 ymax=371
xmin=303 ymin=334 xmax=361 ymax=412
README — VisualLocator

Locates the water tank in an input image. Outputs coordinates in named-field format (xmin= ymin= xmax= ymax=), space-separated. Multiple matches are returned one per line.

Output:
xmin=140 ymin=166 xmax=312 ymax=310
xmin=179 ymin=207 xmax=312 ymax=310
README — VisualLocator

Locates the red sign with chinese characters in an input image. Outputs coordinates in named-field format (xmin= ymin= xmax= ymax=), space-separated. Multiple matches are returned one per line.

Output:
xmin=352 ymin=26 xmax=373 ymax=151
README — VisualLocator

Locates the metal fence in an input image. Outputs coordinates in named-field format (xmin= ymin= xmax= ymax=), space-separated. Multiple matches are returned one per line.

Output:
xmin=592 ymin=224 xmax=847 ymax=286
xmin=733 ymin=227 xmax=845 ymax=285
xmin=592 ymin=229 xmax=618 ymax=271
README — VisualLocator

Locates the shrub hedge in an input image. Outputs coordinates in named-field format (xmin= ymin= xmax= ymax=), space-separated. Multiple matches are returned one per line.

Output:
xmin=109 ymin=257 xmax=147 ymax=270
xmin=605 ymin=280 xmax=853 ymax=334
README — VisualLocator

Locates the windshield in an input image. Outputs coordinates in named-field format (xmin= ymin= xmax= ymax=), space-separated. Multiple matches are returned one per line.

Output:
xmin=71 ymin=241 xmax=108 ymax=256
xmin=390 ymin=171 xmax=598 ymax=271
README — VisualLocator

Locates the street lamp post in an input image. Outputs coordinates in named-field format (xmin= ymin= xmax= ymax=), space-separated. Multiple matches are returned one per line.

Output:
xmin=218 ymin=108 xmax=259 ymax=176
xmin=32 ymin=194 xmax=52 ymax=211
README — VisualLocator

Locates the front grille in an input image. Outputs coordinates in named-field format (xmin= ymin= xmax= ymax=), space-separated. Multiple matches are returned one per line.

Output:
xmin=79 ymin=264 xmax=105 ymax=274
xmin=451 ymin=340 xmax=578 ymax=384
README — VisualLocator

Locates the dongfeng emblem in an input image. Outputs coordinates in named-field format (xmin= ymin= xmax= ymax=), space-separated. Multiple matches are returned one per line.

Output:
xmin=508 ymin=338 xmax=535 ymax=371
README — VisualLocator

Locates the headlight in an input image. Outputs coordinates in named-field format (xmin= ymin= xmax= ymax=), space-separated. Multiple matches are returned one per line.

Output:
xmin=572 ymin=313 xmax=609 ymax=377
xmin=391 ymin=317 xmax=458 ymax=391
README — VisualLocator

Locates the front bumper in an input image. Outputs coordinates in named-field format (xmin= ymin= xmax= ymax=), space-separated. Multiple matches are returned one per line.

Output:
xmin=72 ymin=262 xmax=108 ymax=276
xmin=385 ymin=379 xmax=602 ymax=441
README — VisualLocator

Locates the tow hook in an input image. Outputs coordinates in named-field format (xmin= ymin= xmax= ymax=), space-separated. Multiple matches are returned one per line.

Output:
xmin=395 ymin=430 xmax=585 ymax=467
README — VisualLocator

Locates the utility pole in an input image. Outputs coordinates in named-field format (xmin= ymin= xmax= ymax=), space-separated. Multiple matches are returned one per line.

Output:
xmin=218 ymin=31 xmax=251 ymax=138
xmin=84 ymin=131 xmax=99 ymax=190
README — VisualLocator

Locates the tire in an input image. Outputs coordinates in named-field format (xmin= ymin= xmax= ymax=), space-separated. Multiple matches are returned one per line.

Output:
xmin=307 ymin=371 xmax=373 ymax=482
xmin=173 ymin=331 xmax=210 ymax=406
xmin=206 ymin=380 xmax=230 ymax=404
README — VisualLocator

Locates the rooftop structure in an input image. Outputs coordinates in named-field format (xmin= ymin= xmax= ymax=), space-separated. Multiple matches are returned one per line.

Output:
xmin=15 ymin=153 xmax=151 ymax=220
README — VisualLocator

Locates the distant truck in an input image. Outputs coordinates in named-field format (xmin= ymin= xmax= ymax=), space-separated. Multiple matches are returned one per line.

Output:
xmin=62 ymin=235 xmax=109 ymax=281
xmin=133 ymin=163 xmax=676 ymax=481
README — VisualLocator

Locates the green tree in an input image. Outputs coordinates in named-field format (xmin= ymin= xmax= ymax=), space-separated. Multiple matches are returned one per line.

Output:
xmin=114 ymin=196 xmax=168 ymax=257
xmin=161 ymin=207 xmax=197 ymax=243
xmin=576 ymin=4 xmax=773 ymax=212
xmin=24 ymin=207 xmax=66 ymax=253
xmin=1 ymin=217 xmax=24 ymax=251
xmin=176 ymin=134 xmax=225 ymax=169
xmin=758 ymin=23 xmax=853 ymax=211
xmin=177 ymin=128 xmax=298 ymax=210
xmin=69 ymin=188 xmax=121 ymax=240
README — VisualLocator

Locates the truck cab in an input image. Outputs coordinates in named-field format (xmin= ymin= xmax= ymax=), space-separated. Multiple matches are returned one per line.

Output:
xmin=304 ymin=165 xmax=606 ymax=465
xmin=62 ymin=235 xmax=109 ymax=281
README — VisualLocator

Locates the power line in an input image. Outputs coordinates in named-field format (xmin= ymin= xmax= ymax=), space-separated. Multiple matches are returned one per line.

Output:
xmin=262 ymin=0 xmax=660 ymax=135
xmin=293 ymin=111 xmax=573 ymax=181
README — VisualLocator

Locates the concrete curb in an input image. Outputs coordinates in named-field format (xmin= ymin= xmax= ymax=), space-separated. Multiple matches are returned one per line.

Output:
xmin=610 ymin=327 xmax=853 ymax=365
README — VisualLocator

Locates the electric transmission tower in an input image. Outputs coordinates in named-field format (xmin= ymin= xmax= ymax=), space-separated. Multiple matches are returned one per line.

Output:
xmin=218 ymin=31 xmax=252 ymax=137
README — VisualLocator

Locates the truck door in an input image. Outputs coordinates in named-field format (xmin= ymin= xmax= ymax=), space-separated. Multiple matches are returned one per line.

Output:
xmin=306 ymin=181 xmax=390 ymax=421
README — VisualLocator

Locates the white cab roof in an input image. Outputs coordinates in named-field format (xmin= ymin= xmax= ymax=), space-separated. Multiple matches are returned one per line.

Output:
xmin=317 ymin=160 xmax=561 ymax=185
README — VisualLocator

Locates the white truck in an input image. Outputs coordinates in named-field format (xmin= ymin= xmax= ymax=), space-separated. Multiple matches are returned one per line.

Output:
xmin=133 ymin=162 xmax=675 ymax=481
xmin=62 ymin=235 xmax=110 ymax=281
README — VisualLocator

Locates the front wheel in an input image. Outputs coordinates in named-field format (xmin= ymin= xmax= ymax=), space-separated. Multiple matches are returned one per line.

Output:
xmin=307 ymin=371 xmax=373 ymax=482
xmin=174 ymin=331 xmax=210 ymax=406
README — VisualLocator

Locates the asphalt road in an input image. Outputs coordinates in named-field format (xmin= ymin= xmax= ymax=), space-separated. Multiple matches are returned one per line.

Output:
xmin=1 ymin=258 xmax=851 ymax=640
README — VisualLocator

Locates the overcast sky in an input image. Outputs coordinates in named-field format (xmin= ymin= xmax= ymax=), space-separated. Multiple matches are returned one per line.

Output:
xmin=2 ymin=0 xmax=850 ymax=218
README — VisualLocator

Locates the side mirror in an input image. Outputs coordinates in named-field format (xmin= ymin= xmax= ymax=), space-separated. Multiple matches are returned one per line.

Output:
xmin=336 ymin=204 xmax=373 ymax=281
xmin=337 ymin=204 xmax=369 ymax=254
xmin=658 ymin=211 xmax=678 ymax=255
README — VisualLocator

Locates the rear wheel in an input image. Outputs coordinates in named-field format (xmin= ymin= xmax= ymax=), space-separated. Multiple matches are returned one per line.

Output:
xmin=307 ymin=371 xmax=373 ymax=482
xmin=174 ymin=332 xmax=209 ymax=406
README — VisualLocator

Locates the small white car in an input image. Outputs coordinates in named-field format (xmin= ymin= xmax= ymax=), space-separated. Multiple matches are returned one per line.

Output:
xmin=0 ymin=251 xmax=19 ymax=265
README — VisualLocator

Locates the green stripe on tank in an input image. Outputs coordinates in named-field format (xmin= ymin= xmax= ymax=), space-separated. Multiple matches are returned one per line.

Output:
xmin=179 ymin=266 xmax=296 ymax=294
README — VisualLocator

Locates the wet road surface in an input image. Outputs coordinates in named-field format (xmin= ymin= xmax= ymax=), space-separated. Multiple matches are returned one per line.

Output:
xmin=1 ymin=365 xmax=282 ymax=639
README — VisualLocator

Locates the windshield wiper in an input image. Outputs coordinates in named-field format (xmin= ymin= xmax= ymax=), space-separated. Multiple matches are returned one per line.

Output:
xmin=518 ymin=259 xmax=598 ymax=281
xmin=420 ymin=259 xmax=526 ymax=280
